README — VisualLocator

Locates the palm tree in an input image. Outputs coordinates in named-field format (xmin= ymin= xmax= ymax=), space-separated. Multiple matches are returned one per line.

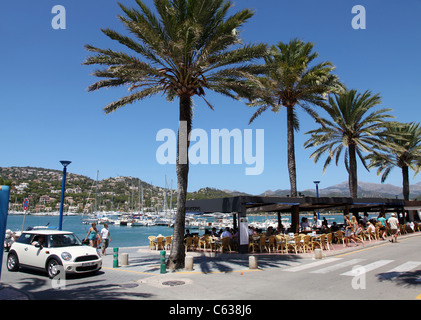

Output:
xmin=367 ymin=122 xmax=421 ymax=200
xmin=83 ymin=0 xmax=267 ymax=269
xmin=248 ymin=39 xmax=343 ymax=197
xmin=304 ymin=89 xmax=394 ymax=198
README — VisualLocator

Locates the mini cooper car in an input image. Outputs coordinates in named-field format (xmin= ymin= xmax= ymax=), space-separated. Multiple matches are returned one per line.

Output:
xmin=7 ymin=230 xmax=102 ymax=279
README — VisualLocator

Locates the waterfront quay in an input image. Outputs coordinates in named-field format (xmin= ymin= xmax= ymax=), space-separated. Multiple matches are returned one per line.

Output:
xmin=2 ymin=231 xmax=421 ymax=302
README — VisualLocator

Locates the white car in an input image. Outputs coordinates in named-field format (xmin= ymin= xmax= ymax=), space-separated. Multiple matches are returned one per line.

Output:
xmin=7 ymin=230 xmax=102 ymax=279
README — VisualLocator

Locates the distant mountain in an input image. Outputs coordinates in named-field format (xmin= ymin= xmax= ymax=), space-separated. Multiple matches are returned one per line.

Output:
xmin=257 ymin=181 xmax=421 ymax=199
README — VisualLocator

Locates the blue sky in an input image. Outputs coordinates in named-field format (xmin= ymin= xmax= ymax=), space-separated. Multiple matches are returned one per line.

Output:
xmin=1 ymin=0 xmax=421 ymax=195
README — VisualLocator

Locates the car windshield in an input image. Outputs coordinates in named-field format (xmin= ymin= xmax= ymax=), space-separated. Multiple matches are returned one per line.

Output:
xmin=47 ymin=234 xmax=82 ymax=248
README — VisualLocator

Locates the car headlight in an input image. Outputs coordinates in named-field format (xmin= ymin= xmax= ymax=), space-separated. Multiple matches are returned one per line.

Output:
xmin=61 ymin=252 xmax=72 ymax=261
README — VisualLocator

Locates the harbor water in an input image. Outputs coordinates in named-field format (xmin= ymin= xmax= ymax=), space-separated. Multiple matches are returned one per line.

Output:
xmin=5 ymin=213 xmax=384 ymax=248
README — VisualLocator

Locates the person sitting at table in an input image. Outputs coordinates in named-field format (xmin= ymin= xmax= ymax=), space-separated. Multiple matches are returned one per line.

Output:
xmin=313 ymin=215 xmax=322 ymax=230
xmin=367 ymin=221 xmax=375 ymax=234
xmin=232 ymin=229 xmax=238 ymax=239
xmin=353 ymin=222 xmax=365 ymax=245
xmin=276 ymin=224 xmax=285 ymax=234
xmin=221 ymin=227 xmax=232 ymax=238
xmin=265 ymin=226 xmax=275 ymax=236
xmin=300 ymin=217 xmax=309 ymax=230
xmin=210 ymin=227 xmax=218 ymax=236
xmin=322 ymin=217 xmax=328 ymax=228
xmin=330 ymin=222 xmax=340 ymax=232
xmin=184 ymin=229 xmax=193 ymax=240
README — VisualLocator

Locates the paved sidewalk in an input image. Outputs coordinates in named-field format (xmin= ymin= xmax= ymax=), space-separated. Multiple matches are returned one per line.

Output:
xmin=1 ymin=231 xmax=419 ymax=300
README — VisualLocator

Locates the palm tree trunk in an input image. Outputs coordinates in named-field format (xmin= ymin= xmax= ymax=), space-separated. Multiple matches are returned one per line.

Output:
xmin=348 ymin=144 xmax=358 ymax=198
xmin=402 ymin=165 xmax=410 ymax=200
xmin=286 ymin=105 xmax=297 ymax=197
xmin=167 ymin=95 xmax=192 ymax=270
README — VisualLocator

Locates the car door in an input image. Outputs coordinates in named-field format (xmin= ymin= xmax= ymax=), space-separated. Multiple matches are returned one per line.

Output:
xmin=14 ymin=233 xmax=33 ymax=266
xmin=25 ymin=234 xmax=49 ymax=269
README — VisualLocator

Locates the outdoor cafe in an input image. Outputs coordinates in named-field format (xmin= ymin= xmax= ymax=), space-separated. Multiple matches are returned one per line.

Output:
xmin=180 ymin=195 xmax=415 ymax=254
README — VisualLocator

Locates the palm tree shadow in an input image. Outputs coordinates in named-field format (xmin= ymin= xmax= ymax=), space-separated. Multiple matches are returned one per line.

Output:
xmin=11 ymin=271 xmax=155 ymax=300
xmin=192 ymin=253 xmax=304 ymax=274
xmin=377 ymin=270 xmax=421 ymax=287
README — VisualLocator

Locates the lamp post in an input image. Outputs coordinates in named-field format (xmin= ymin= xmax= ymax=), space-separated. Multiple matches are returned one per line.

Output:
xmin=313 ymin=181 xmax=320 ymax=219
xmin=59 ymin=160 xmax=71 ymax=230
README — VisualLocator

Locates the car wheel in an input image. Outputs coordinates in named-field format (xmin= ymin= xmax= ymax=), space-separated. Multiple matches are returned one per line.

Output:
xmin=7 ymin=252 xmax=19 ymax=271
xmin=47 ymin=258 xmax=62 ymax=279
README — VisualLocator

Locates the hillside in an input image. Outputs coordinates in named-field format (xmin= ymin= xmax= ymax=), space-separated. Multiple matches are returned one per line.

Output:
xmin=0 ymin=166 xmax=251 ymax=213
xmin=1 ymin=166 xmax=170 ymax=213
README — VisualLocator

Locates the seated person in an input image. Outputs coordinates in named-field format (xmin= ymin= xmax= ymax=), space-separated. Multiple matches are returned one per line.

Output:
xmin=367 ymin=221 xmax=375 ymax=234
xmin=210 ymin=227 xmax=218 ymax=236
xmin=265 ymin=226 xmax=275 ymax=236
xmin=330 ymin=222 xmax=340 ymax=232
xmin=32 ymin=235 xmax=45 ymax=247
xmin=300 ymin=217 xmax=309 ymax=230
xmin=220 ymin=227 xmax=232 ymax=238
xmin=184 ymin=229 xmax=193 ymax=239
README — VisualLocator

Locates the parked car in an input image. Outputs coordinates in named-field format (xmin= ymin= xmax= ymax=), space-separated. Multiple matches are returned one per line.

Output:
xmin=4 ymin=229 xmax=16 ymax=252
xmin=7 ymin=230 xmax=102 ymax=279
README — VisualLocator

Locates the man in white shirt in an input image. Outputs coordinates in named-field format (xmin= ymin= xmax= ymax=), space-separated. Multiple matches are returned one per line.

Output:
xmin=387 ymin=213 xmax=399 ymax=243
xmin=100 ymin=223 xmax=111 ymax=255
xmin=313 ymin=215 xmax=322 ymax=229
xmin=221 ymin=227 xmax=232 ymax=238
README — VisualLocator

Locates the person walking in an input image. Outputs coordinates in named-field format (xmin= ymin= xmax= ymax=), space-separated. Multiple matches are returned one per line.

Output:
xmin=100 ymin=223 xmax=111 ymax=255
xmin=377 ymin=214 xmax=388 ymax=240
xmin=387 ymin=213 xmax=400 ymax=243
xmin=344 ymin=215 xmax=356 ymax=247
xmin=85 ymin=222 xmax=99 ymax=248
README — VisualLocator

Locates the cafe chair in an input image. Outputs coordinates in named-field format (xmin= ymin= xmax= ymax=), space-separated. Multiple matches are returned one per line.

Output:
xmin=311 ymin=234 xmax=323 ymax=251
xmin=148 ymin=236 xmax=156 ymax=250
xmin=267 ymin=235 xmax=276 ymax=253
xmin=334 ymin=230 xmax=345 ymax=246
xmin=301 ymin=235 xmax=311 ymax=253
xmin=286 ymin=235 xmax=301 ymax=254
xmin=259 ymin=235 xmax=268 ymax=253
xmin=221 ymin=237 xmax=232 ymax=253
xmin=185 ymin=237 xmax=194 ymax=252
xmin=193 ymin=235 xmax=200 ymax=250
xmin=275 ymin=235 xmax=287 ymax=253
xmin=165 ymin=236 xmax=172 ymax=250
xmin=156 ymin=236 xmax=165 ymax=250
xmin=326 ymin=233 xmax=333 ymax=250
xmin=249 ymin=235 xmax=259 ymax=252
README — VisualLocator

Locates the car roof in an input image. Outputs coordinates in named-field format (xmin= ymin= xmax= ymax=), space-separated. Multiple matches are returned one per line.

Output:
xmin=22 ymin=230 xmax=74 ymax=235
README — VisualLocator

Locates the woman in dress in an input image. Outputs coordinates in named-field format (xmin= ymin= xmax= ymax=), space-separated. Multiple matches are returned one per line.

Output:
xmin=85 ymin=222 xmax=99 ymax=248
xmin=344 ymin=215 xmax=356 ymax=247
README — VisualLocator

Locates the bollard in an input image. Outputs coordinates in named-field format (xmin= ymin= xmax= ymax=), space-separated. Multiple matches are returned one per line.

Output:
xmin=185 ymin=256 xmax=194 ymax=271
xmin=314 ymin=249 xmax=323 ymax=259
xmin=120 ymin=253 xmax=129 ymax=266
xmin=160 ymin=250 xmax=166 ymax=274
xmin=113 ymin=247 xmax=119 ymax=268
xmin=249 ymin=255 xmax=258 ymax=269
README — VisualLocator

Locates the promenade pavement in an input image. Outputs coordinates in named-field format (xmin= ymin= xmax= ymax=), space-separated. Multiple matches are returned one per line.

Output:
xmin=1 ymin=232 xmax=420 ymax=300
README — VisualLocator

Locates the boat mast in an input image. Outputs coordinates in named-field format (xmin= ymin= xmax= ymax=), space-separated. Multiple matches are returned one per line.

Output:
xmin=163 ymin=175 xmax=168 ymax=215
xmin=95 ymin=170 xmax=99 ymax=215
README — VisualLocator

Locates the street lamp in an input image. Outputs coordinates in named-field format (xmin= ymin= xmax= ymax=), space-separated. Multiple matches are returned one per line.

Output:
xmin=59 ymin=160 xmax=71 ymax=230
xmin=313 ymin=181 xmax=320 ymax=219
